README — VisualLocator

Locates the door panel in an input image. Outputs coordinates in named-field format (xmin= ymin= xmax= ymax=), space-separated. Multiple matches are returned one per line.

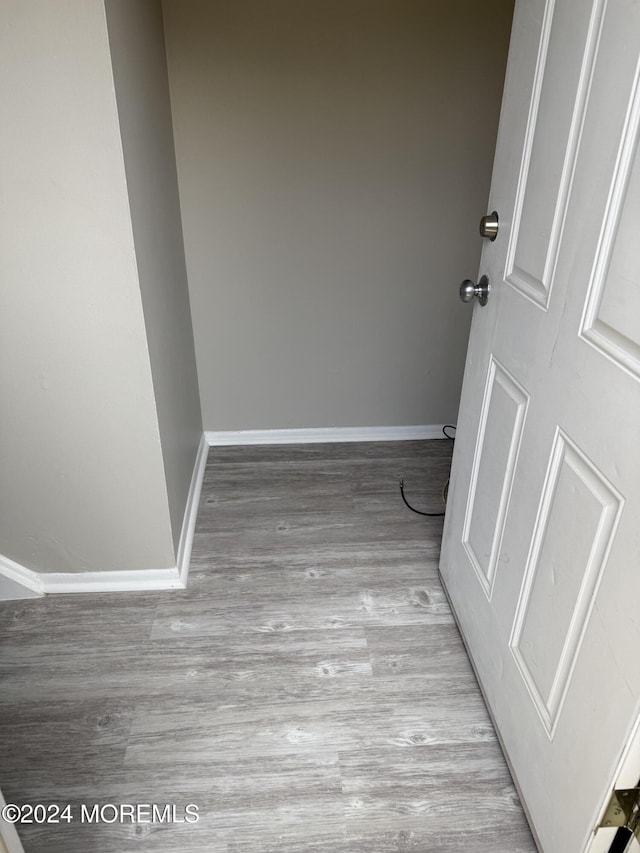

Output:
xmin=580 ymin=68 xmax=640 ymax=380
xmin=505 ymin=0 xmax=601 ymax=310
xmin=510 ymin=429 xmax=624 ymax=737
xmin=462 ymin=356 xmax=529 ymax=599
xmin=440 ymin=2 xmax=640 ymax=851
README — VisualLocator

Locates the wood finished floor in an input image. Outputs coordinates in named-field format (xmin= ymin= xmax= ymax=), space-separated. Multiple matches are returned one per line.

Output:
xmin=0 ymin=441 xmax=537 ymax=852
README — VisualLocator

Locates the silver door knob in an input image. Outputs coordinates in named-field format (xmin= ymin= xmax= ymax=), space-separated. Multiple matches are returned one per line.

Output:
xmin=459 ymin=275 xmax=490 ymax=306
xmin=479 ymin=211 xmax=499 ymax=241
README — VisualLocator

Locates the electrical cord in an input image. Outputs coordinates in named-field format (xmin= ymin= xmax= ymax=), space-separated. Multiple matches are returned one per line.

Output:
xmin=399 ymin=478 xmax=446 ymax=517
xmin=399 ymin=424 xmax=456 ymax=517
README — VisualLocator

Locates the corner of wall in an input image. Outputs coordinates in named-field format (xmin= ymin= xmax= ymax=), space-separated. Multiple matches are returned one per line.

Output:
xmin=0 ymin=431 xmax=208 ymax=596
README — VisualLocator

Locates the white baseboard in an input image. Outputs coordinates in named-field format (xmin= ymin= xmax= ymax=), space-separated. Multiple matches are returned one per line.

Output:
xmin=0 ymin=432 xmax=209 ymax=596
xmin=206 ymin=424 xmax=449 ymax=446
xmin=39 ymin=567 xmax=183 ymax=594
xmin=0 ymin=545 xmax=181 ymax=598
xmin=176 ymin=432 xmax=209 ymax=586
xmin=0 ymin=554 xmax=44 ymax=597
xmin=0 ymin=788 xmax=26 ymax=853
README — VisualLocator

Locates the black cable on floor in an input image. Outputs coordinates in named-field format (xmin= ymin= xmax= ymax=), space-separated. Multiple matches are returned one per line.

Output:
xmin=398 ymin=424 xmax=457 ymax=517
xmin=399 ymin=478 xmax=445 ymax=517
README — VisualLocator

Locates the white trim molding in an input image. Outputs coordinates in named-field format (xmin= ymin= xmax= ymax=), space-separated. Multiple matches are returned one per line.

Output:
xmin=176 ymin=432 xmax=209 ymax=586
xmin=206 ymin=424 xmax=450 ymax=446
xmin=39 ymin=567 xmax=183 ymax=594
xmin=0 ymin=433 xmax=209 ymax=596
xmin=0 ymin=554 xmax=44 ymax=597
xmin=0 ymin=788 xmax=26 ymax=853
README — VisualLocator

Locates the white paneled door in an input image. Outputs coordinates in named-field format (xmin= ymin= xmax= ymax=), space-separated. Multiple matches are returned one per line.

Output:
xmin=440 ymin=1 xmax=640 ymax=852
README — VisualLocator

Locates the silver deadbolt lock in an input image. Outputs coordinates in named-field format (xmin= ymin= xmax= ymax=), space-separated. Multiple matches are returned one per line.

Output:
xmin=460 ymin=275 xmax=490 ymax=307
xmin=479 ymin=211 xmax=499 ymax=241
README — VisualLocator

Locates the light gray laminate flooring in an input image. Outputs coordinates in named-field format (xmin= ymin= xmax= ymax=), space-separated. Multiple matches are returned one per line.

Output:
xmin=0 ymin=441 xmax=537 ymax=852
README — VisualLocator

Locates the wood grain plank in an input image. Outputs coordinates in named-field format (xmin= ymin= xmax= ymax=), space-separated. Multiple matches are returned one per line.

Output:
xmin=207 ymin=440 xmax=453 ymax=465
xmin=150 ymin=576 xmax=453 ymax=639
xmin=123 ymin=684 xmax=496 ymax=767
xmin=0 ymin=440 xmax=536 ymax=853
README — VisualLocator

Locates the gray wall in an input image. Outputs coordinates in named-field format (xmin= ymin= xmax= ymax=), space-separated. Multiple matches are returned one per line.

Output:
xmin=105 ymin=0 xmax=203 ymax=551
xmin=0 ymin=0 xmax=175 ymax=574
xmin=162 ymin=0 xmax=514 ymax=430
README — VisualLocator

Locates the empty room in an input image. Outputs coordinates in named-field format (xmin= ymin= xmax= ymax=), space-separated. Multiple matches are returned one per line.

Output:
xmin=1 ymin=1 xmax=639 ymax=852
